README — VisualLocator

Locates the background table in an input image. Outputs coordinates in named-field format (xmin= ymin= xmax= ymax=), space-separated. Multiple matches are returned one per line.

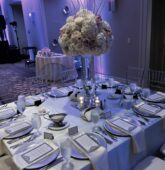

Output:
xmin=36 ymin=53 xmax=75 ymax=81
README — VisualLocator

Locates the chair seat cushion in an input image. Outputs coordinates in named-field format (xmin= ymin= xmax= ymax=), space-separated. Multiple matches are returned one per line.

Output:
xmin=134 ymin=156 xmax=165 ymax=170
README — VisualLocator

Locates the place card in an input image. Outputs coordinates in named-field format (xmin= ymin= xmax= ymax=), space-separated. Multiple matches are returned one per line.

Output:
xmin=68 ymin=126 xmax=78 ymax=136
xmin=44 ymin=132 xmax=54 ymax=140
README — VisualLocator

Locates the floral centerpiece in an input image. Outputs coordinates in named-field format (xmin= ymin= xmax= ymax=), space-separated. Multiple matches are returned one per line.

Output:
xmin=59 ymin=9 xmax=112 ymax=56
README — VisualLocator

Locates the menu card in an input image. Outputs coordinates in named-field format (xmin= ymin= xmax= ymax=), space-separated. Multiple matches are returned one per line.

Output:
xmin=139 ymin=103 xmax=160 ymax=114
xmin=75 ymin=134 xmax=99 ymax=152
xmin=112 ymin=118 xmax=136 ymax=132
xmin=13 ymin=141 xmax=59 ymax=169
xmin=148 ymin=92 xmax=165 ymax=101
xmin=5 ymin=122 xmax=31 ymax=135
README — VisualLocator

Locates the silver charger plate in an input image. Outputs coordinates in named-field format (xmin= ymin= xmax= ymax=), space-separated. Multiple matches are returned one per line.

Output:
xmin=15 ymin=141 xmax=60 ymax=169
xmin=71 ymin=132 xmax=107 ymax=160
xmin=4 ymin=126 xmax=33 ymax=139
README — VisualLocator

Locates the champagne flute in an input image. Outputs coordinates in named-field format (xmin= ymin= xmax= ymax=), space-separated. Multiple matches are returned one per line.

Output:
xmin=31 ymin=113 xmax=41 ymax=136
xmin=60 ymin=137 xmax=74 ymax=170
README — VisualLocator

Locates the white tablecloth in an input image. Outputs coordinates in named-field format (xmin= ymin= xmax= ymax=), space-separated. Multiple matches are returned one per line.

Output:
xmin=36 ymin=53 xmax=74 ymax=81
xmin=1 ymin=90 xmax=165 ymax=170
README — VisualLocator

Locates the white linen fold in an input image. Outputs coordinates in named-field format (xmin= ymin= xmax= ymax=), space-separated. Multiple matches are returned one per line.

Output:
xmin=106 ymin=118 xmax=146 ymax=154
xmin=71 ymin=134 xmax=109 ymax=170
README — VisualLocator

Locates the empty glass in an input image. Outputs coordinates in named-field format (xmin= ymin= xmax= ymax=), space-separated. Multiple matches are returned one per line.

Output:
xmin=31 ymin=113 xmax=41 ymax=136
xmin=129 ymin=83 xmax=137 ymax=93
xmin=142 ymin=88 xmax=151 ymax=98
xmin=91 ymin=109 xmax=100 ymax=132
xmin=17 ymin=95 xmax=26 ymax=114
xmin=60 ymin=137 xmax=74 ymax=170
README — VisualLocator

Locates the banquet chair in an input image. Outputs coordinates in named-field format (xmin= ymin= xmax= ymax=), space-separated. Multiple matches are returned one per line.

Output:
xmin=133 ymin=156 xmax=165 ymax=170
xmin=60 ymin=68 xmax=78 ymax=86
xmin=126 ymin=66 xmax=145 ymax=86
xmin=22 ymin=46 xmax=37 ymax=67
xmin=148 ymin=69 xmax=165 ymax=92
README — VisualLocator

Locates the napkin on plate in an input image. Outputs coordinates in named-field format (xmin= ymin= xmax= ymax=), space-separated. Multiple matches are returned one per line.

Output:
xmin=5 ymin=122 xmax=32 ymax=135
xmin=26 ymin=96 xmax=45 ymax=106
xmin=0 ymin=108 xmax=16 ymax=120
xmin=106 ymin=118 xmax=146 ymax=154
xmin=71 ymin=134 xmax=109 ymax=170
xmin=0 ymin=122 xmax=32 ymax=141
xmin=81 ymin=108 xmax=102 ymax=122
xmin=70 ymin=90 xmax=80 ymax=101
xmin=13 ymin=140 xmax=59 ymax=170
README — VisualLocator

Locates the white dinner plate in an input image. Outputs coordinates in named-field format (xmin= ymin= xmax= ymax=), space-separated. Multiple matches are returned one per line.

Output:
xmin=15 ymin=140 xmax=60 ymax=169
xmin=4 ymin=126 xmax=33 ymax=139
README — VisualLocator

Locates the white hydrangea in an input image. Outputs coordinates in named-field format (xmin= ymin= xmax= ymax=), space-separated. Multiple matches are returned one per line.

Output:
xmin=59 ymin=9 xmax=112 ymax=56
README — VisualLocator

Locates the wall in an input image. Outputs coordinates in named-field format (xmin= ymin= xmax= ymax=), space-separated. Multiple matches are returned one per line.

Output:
xmin=21 ymin=0 xmax=48 ymax=50
xmin=0 ymin=0 xmax=151 ymax=80
xmin=43 ymin=0 xmax=151 ymax=80
xmin=11 ymin=4 xmax=27 ymax=49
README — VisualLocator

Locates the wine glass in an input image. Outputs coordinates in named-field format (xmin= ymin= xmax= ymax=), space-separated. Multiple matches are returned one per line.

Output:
xmin=31 ymin=113 xmax=41 ymax=136
xmin=91 ymin=109 xmax=100 ymax=132
xmin=60 ymin=137 xmax=74 ymax=170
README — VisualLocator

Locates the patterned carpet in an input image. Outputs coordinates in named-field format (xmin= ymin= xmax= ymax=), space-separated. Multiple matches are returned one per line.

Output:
xmin=0 ymin=61 xmax=45 ymax=104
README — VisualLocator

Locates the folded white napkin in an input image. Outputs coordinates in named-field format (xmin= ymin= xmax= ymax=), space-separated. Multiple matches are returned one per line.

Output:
xmin=106 ymin=118 xmax=146 ymax=154
xmin=13 ymin=140 xmax=59 ymax=170
xmin=57 ymin=87 xmax=73 ymax=96
xmin=26 ymin=96 xmax=44 ymax=106
xmin=70 ymin=90 xmax=80 ymax=101
xmin=0 ymin=108 xmax=16 ymax=120
xmin=81 ymin=108 xmax=102 ymax=122
xmin=71 ymin=134 xmax=109 ymax=170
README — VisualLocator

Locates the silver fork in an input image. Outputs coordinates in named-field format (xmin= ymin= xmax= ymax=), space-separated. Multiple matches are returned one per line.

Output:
xmin=10 ymin=133 xmax=37 ymax=149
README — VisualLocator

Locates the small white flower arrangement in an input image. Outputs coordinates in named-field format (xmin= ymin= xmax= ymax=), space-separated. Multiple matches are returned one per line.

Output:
xmin=59 ymin=8 xmax=112 ymax=56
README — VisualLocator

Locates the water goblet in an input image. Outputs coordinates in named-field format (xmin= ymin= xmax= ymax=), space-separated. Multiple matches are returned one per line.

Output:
xmin=31 ymin=113 xmax=41 ymax=136
xmin=17 ymin=95 xmax=26 ymax=114
xmin=60 ymin=137 xmax=74 ymax=170
xmin=141 ymin=88 xmax=151 ymax=98
xmin=129 ymin=83 xmax=137 ymax=93
xmin=91 ymin=109 xmax=100 ymax=132
xmin=122 ymin=97 xmax=133 ymax=116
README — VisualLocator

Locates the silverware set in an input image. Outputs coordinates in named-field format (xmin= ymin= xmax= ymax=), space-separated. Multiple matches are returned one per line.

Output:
xmin=10 ymin=133 xmax=37 ymax=149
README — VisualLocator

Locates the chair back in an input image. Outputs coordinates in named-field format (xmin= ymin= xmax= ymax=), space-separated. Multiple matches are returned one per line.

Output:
xmin=126 ymin=66 xmax=144 ymax=86
xmin=148 ymin=69 xmax=165 ymax=92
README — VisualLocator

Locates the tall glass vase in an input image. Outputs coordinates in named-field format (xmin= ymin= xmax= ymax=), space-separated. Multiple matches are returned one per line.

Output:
xmin=81 ymin=55 xmax=95 ymax=82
